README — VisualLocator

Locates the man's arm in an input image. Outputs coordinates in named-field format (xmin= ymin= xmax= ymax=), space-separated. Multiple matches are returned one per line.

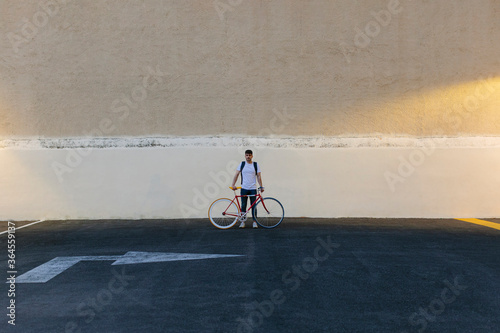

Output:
xmin=257 ymin=172 xmax=264 ymax=192
xmin=231 ymin=171 xmax=240 ymax=190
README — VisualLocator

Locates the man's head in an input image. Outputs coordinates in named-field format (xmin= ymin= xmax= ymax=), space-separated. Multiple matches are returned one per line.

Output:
xmin=245 ymin=149 xmax=253 ymax=162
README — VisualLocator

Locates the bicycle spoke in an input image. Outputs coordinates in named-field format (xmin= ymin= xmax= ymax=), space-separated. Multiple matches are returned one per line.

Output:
xmin=252 ymin=197 xmax=284 ymax=228
xmin=209 ymin=198 xmax=239 ymax=229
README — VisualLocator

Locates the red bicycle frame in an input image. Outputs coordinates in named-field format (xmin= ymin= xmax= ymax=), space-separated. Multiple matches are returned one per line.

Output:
xmin=223 ymin=187 xmax=267 ymax=218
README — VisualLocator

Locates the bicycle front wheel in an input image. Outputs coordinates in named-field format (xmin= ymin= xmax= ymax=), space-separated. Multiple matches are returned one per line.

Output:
xmin=252 ymin=197 xmax=284 ymax=228
xmin=208 ymin=198 xmax=240 ymax=229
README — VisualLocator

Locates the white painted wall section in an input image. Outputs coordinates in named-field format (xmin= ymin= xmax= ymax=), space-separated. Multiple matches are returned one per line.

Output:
xmin=1 ymin=137 xmax=499 ymax=220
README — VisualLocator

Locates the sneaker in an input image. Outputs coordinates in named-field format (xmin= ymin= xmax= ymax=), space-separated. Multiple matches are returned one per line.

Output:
xmin=239 ymin=221 xmax=246 ymax=228
xmin=253 ymin=222 xmax=258 ymax=229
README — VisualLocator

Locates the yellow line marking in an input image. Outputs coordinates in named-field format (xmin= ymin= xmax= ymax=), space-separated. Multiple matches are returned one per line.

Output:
xmin=455 ymin=218 xmax=500 ymax=231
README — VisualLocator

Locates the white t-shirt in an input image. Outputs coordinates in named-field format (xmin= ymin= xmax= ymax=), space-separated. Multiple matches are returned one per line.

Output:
xmin=237 ymin=162 xmax=261 ymax=190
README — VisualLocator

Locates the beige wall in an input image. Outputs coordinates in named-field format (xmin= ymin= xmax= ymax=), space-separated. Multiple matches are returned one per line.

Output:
xmin=1 ymin=0 xmax=499 ymax=139
xmin=2 ymin=140 xmax=500 ymax=220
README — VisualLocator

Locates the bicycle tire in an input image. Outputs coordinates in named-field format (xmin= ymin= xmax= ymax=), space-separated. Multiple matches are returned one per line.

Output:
xmin=252 ymin=197 xmax=284 ymax=229
xmin=208 ymin=198 xmax=240 ymax=229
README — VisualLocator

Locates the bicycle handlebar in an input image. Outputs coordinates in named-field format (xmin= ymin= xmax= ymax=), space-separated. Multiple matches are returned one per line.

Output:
xmin=229 ymin=186 xmax=265 ymax=191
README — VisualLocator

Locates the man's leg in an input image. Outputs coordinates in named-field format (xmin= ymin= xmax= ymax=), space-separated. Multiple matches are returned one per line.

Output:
xmin=239 ymin=189 xmax=250 ymax=228
xmin=241 ymin=189 xmax=249 ymax=213
xmin=248 ymin=190 xmax=258 ymax=228
xmin=249 ymin=190 xmax=257 ymax=215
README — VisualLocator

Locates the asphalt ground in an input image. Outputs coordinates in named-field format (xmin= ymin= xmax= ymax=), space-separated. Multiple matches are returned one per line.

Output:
xmin=1 ymin=218 xmax=499 ymax=333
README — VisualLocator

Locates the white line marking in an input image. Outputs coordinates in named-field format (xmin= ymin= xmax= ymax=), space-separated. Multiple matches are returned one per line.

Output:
xmin=111 ymin=251 xmax=243 ymax=265
xmin=14 ymin=252 xmax=244 ymax=283
xmin=0 ymin=219 xmax=46 ymax=235
xmin=16 ymin=256 xmax=121 ymax=283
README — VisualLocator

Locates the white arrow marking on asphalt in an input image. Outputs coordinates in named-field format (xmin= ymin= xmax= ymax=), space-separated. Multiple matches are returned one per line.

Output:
xmin=14 ymin=252 xmax=243 ymax=283
xmin=111 ymin=251 xmax=243 ymax=265
xmin=15 ymin=256 xmax=121 ymax=283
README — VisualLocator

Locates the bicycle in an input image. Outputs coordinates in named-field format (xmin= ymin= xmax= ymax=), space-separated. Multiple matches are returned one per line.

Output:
xmin=208 ymin=187 xmax=284 ymax=229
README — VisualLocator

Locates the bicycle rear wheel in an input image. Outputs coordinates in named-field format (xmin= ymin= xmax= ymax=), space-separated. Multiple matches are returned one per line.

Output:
xmin=252 ymin=197 xmax=284 ymax=228
xmin=208 ymin=198 xmax=239 ymax=229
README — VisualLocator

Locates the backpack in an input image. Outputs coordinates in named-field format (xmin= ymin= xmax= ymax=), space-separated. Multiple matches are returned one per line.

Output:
xmin=240 ymin=161 xmax=258 ymax=185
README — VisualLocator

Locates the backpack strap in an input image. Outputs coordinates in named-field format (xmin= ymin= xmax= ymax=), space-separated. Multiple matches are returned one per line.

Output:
xmin=240 ymin=161 xmax=245 ymax=184
xmin=253 ymin=162 xmax=258 ymax=176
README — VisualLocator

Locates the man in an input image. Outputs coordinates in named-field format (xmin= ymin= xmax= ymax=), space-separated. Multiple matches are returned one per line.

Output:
xmin=231 ymin=150 xmax=264 ymax=228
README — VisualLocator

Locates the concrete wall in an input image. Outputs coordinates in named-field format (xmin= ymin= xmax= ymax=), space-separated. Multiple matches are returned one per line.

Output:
xmin=1 ymin=137 xmax=500 ymax=220
xmin=1 ymin=1 xmax=499 ymax=220
xmin=1 ymin=0 xmax=499 ymax=138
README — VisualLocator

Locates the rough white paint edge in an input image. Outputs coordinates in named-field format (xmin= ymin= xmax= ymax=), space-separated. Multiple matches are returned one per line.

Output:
xmin=2 ymin=136 xmax=500 ymax=150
